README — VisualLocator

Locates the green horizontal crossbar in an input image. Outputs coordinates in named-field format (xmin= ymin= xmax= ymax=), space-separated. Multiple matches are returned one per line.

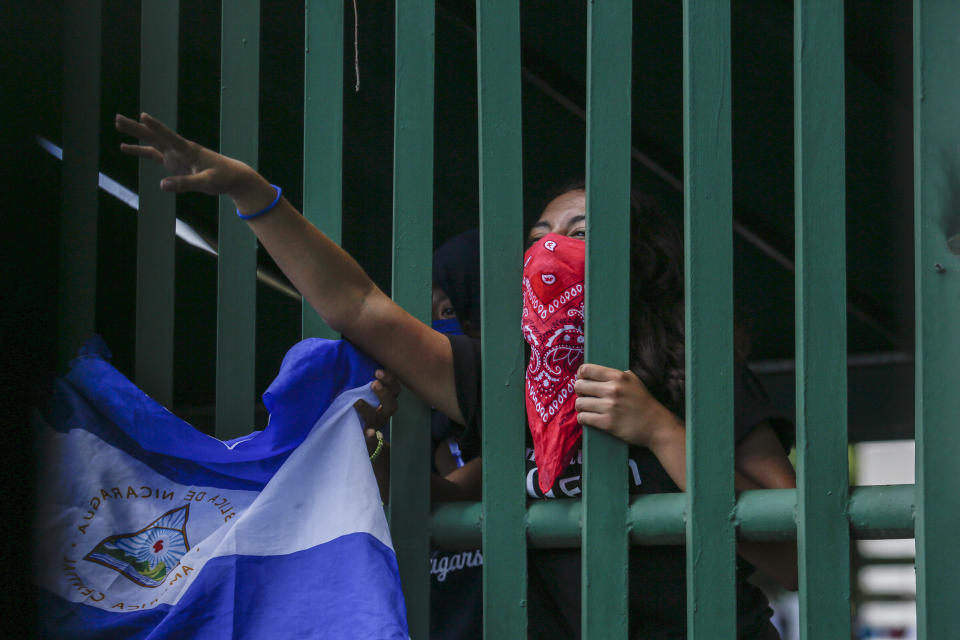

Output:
xmin=430 ymin=484 xmax=915 ymax=549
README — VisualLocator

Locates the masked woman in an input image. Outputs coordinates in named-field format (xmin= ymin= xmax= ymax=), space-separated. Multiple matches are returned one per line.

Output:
xmin=117 ymin=114 xmax=796 ymax=639
xmin=490 ymin=187 xmax=797 ymax=638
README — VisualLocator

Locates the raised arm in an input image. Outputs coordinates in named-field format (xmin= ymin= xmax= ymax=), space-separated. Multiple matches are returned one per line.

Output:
xmin=116 ymin=113 xmax=465 ymax=424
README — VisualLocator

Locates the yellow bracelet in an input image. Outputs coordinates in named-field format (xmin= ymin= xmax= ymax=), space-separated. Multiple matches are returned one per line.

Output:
xmin=369 ymin=430 xmax=384 ymax=462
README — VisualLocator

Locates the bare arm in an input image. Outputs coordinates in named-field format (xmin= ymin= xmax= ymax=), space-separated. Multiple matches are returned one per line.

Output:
xmin=116 ymin=113 xmax=465 ymax=424
xmin=367 ymin=443 xmax=483 ymax=504
xmin=574 ymin=363 xmax=799 ymax=591
xmin=246 ymin=204 xmax=464 ymax=423
xmin=643 ymin=417 xmax=799 ymax=591
xmin=433 ymin=457 xmax=483 ymax=502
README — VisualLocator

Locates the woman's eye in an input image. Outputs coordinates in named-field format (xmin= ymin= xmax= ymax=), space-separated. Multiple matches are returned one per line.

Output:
xmin=572 ymin=229 xmax=586 ymax=238
xmin=441 ymin=306 xmax=456 ymax=319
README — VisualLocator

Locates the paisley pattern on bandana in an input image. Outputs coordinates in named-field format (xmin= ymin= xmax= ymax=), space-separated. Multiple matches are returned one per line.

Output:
xmin=522 ymin=233 xmax=585 ymax=494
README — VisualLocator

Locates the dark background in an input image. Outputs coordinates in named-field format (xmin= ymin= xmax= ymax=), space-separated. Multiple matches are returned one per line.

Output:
xmin=3 ymin=1 xmax=915 ymax=635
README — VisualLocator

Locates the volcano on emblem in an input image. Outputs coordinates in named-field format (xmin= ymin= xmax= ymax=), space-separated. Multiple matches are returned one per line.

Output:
xmin=541 ymin=273 xmax=556 ymax=285
xmin=84 ymin=504 xmax=191 ymax=588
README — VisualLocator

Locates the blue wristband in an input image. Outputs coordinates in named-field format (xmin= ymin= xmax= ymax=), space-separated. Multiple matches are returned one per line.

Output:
xmin=236 ymin=184 xmax=282 ymax=220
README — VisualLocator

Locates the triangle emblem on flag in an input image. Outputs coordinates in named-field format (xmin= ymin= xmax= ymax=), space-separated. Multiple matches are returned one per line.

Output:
xmin=84 ymin=504 xmax=191 ymax=588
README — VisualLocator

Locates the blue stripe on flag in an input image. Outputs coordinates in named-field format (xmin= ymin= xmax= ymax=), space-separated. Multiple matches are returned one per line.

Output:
xmin=38 ymin=532 xmax=407 ymax=639
xmin=44 ymin=336 xmax=378 ymax=489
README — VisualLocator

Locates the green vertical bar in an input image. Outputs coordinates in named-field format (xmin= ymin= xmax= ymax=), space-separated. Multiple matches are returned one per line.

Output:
xmin=216 ymin=0 xmax=259 ymax=439
xmin=913 ymin=2 xmax=960 ymax=637
xmin=136 ymin=0 xmax=179 ymax=407
xmin=683 ymin=1 xmax=736 ymax=637
xmin=476 ymin=2 xmax=526 ymax=639
xmin=794 ymin=3 xmax=850 ymax=638
xmin=59 ymin=0 xmax=101 ymax=366
xmin=582 ymin=1 xmax=632 ymax=638
xmin=388 ymin=2 xmax=433 ymax=638
xmin=301 ymin=0 xmax=341 ymax=339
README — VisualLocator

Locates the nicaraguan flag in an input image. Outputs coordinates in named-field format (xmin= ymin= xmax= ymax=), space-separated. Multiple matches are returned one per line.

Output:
xmin=34 ymin=336 xmax=408 ymax=639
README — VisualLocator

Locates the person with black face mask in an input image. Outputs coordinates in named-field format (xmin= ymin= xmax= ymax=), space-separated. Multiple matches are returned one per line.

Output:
xmin=427 ymin=230 xmax=486 ymax=640
xmin=356 ymin=229 xmax=486 ymax=640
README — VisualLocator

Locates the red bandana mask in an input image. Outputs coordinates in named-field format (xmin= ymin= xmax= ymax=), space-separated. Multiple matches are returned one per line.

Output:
xmin=522 ymin=233 xmax=585 ymax=494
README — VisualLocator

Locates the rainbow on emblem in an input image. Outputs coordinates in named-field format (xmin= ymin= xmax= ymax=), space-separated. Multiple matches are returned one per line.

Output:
xmin=84 ymin=504 xmax=191 ymax=588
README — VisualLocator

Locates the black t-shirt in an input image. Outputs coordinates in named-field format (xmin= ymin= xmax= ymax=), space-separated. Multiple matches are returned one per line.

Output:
xmin=447 ymin=334 xmax=792 ymax=639
xmin=430 ymin=547 xmax=484 ymax=640
xmin=430 ymin=434 xmax=484 ymax=640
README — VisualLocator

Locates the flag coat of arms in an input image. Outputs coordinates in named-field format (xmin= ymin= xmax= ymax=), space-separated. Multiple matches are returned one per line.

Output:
xmin=34 ymin=337 xmax=408 ymax=639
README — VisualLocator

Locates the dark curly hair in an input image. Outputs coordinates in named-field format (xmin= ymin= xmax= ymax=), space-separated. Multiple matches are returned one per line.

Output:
xmin=536 ymin=183 xmax=748 ymax=418
xmin=625 ymin=189 xmax=687 ymax=416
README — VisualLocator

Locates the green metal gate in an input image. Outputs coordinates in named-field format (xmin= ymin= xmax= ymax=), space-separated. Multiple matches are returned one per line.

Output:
xmin=58 ymin=1 xmax=959 ymax=638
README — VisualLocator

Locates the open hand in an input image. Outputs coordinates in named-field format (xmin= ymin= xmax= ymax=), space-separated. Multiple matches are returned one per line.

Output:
xmin=116 ymin=112 xmax=258 ymax=197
